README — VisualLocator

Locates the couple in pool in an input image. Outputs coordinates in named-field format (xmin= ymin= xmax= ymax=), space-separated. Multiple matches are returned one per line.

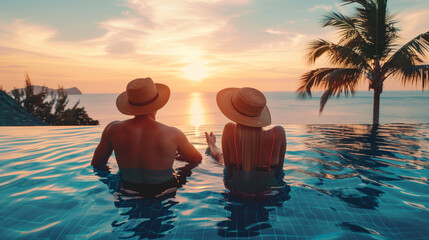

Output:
xmin=91 ymin=78 xmax=287 ymax=198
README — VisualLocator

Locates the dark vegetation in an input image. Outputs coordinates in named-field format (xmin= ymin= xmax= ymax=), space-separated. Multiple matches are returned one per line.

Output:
xmin=11 ymin=74 xmax=98 ymax=125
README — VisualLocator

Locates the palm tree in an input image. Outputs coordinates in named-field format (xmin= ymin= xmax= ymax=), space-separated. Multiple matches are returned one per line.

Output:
xmin=297 ymin=0 xmax=429 ymax=125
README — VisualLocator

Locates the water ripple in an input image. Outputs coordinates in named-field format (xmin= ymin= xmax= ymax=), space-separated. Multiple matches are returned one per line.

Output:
xmin=0 ymin=124 xmax=428 ymax=239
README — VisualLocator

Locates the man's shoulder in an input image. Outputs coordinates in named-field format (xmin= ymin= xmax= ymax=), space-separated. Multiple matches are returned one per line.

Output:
xmin=106 ymin=120 xmax=122 ymax=127
xmin=104 ymin=120 xmax=124 ymax=132
xmin=153 ymin=121 xmax=182 ymax=135
xmin=166 ymin=125 xmax=184 ymax=136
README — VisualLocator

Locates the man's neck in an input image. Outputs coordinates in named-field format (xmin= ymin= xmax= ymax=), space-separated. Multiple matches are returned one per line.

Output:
xmin=134 ymin=113 xmax=156 ymax=121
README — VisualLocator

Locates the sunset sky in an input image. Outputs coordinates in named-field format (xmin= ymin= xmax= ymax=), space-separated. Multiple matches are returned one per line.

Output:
xmin=0 ymin=0 xmax=428 ymax=93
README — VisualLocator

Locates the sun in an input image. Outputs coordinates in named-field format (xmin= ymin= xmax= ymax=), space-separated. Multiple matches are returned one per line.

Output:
xmin=183 ymin=62 xmax=208 ymax=82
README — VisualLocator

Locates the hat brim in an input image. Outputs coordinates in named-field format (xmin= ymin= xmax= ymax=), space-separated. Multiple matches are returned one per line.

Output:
xmin=216 ymin=88 xmax=271 ymax=127
xmin=116 ymin=83 xmax=170 ymax=115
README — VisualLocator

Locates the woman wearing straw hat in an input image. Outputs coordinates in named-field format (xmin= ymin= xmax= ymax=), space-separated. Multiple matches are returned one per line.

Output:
xmin=92 ymin=78 xmax=202 ymax=197
xmin=205 ymin=87 xmax=287 ymax=198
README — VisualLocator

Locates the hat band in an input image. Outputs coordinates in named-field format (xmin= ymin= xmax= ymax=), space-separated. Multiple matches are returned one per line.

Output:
xmin=231 ymin=98 xmax=259 ymax=117
xmin=128 ymin=93 xmax=159 ymax=106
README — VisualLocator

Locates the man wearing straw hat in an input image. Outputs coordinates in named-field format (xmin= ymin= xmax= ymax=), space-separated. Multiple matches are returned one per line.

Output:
xmin=91 ymin=78 xmax=202 ymax=197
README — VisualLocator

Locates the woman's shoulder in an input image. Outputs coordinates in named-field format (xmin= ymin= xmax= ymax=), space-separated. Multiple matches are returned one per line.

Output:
xmin=267 ymin=125 xmax=286 ymax=143
xmin=224 ymin=122 xmax=236 ymax=129
xmin=271 ymin=125 xmax=285 ymax=133
xmin=264 ymin=125 xmax=284 ymax=134
xmin=222 ymin=122 xmax=236 ymax=133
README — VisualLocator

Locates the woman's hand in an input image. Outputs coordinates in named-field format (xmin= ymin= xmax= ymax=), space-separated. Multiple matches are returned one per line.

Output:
xmin=205 ymin=131 xmax=217 ymax=147
xmin=205 ymin=132 xmax=224 ymax=164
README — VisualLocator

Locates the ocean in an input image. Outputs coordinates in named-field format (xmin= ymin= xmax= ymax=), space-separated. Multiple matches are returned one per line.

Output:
xmin=67 ymin=91 xmax=429 ymax=126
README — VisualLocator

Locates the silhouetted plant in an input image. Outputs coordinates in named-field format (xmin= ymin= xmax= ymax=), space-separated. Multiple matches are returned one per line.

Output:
xmin=54 ymin=86 xmax=69 ymax=116
xmin=297 ymin=0 xmax=429 ymax=125
xmin=11 ymin=74 xmax=98 ymax=125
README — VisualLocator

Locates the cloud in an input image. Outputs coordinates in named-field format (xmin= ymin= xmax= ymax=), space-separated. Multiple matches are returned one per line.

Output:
xmin=396 ymin=9 xmax=429 ymax=44
xmin=3 ymin=64 xmax=26 ymax=69
xmin=265 ymin=28 xmax=305 ymax=48
xmin=308 ymin=5 xmax=333 ymax=12
xmin=105 ymin=41 xmax=136 ymax=54
xmin=334 ymin=3 xmax=346 ymax=14
xmin=0 ymin=20 xmax=57 ymax=43
xmin=95 ymin=0 xmax=236 ymax=57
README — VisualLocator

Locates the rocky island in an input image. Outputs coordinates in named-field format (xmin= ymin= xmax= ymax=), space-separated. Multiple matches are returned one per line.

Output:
xmin=8 ymin=85 xmax=82 ymax=95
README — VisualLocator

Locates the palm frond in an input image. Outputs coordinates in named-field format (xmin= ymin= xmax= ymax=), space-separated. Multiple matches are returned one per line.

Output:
xmin=318 ymin=68 xmax=363 ymax=112
xmin=384 ymin=12 xmax=400 ymax=48
xmin=297 ymin=68 xmax=338 ymax=98
xmin=320 ymin=89 xmax=333 ymax=113
xmin=307 ymin=39 xmax=370 ymax=69
xmin=322 ymin=11 xmax=368 ymax=49
xmin=384 ymin=31 xmax=429 ymax=74
xmin=307 ymin=39 xmax=331 ymax=64
xmin=341 ymin=0 xmax=370 ymax=8
xmin=322 ymin=11 xmax=357 ymax=34
xmin=353 ymin=0 xmax=398 ymax=59
xmin=392 ymin=65 xmax=429 ymax=89
xmin=297 ymin=68 xmax=363 ymax=111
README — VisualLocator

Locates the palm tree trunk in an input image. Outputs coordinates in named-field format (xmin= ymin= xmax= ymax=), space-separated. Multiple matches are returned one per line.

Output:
xmin=371 ymin=60 xmax=383 ymax=126
xmin=372 ymin=90 xmax=381 ymax=125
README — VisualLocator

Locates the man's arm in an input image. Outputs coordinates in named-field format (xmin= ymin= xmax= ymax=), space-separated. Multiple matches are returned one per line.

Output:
xmin=91 ymin=123 xmax=114 ymax=170
xmin=176 ymin=129 xmax=202 ymax=163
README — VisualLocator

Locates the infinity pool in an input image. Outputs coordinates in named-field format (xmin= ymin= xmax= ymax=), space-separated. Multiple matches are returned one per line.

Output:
xmin=0 ymin=124 xmax=428 ymax=239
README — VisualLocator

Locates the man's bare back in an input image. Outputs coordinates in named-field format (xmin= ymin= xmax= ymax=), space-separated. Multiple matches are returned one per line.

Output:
xmin=91 ymin=113 xmax=202 ymax=170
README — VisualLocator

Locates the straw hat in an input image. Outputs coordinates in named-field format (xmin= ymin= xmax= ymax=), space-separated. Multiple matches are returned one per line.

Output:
xmin=217 ymin=87 xmax=271 ymax=127
xmin=116 ymin=78 xmax=170 ymax=115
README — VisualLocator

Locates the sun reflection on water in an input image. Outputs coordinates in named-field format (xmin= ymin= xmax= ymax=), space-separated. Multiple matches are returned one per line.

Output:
xmin=189 ymin=92 xmax=204 ymax=136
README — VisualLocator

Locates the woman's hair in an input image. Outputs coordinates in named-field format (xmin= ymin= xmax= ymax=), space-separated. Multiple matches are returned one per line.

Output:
xmin=235 ymin=124 xmax=263 ymax=171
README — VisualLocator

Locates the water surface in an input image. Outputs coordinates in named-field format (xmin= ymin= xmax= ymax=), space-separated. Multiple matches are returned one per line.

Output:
xmin=0 ymin=124 xmax=428 ymax=239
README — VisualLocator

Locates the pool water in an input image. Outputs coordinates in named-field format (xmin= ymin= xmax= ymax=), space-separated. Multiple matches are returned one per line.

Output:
xmin=0 ymin=124 xmax=428 ymax=239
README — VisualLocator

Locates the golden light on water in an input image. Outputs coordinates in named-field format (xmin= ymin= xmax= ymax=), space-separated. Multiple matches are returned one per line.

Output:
xmin=183 ymin=62 xmax=208 ymax=82
xmin=189 ymin=92 xmax=204 ymax=136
